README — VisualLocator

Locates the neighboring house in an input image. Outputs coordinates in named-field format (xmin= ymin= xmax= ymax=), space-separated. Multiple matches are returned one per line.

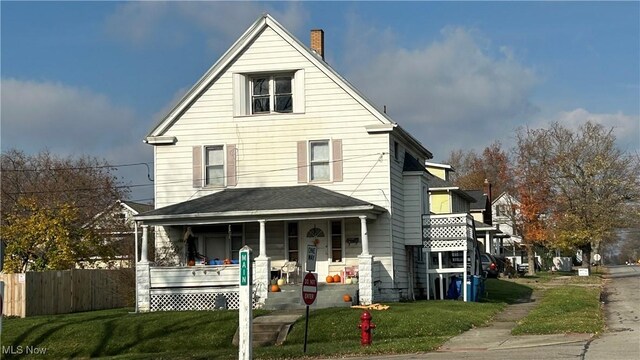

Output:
xmin=465 ymin=182 xmax=509 ymax=256
xmin=491 ymin=192 xmax=531 ymax=265
xmin=423 ymin=162 xmax=485 ymax=299
xmin=425 ymin=162 xmax=475 ymax=214
xmin=81 ymin=200 xmax=154 ymax=269
xmin=133 ymin=14 xmax=474 ymax=311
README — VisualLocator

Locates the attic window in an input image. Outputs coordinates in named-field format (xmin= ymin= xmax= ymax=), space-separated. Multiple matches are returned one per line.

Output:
xmin=233 ymin=70 xmax=305 ymax=116
xmin=251 ymin=74 xmax=293 ymax=114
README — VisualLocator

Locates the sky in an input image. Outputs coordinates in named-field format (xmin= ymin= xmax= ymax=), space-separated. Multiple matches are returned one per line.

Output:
xmin=2 ymin=1 xmax=639 ymax=203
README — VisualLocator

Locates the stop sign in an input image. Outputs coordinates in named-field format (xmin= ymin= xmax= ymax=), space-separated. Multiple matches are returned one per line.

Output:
xmin=301 ymin=272 xmax=317 ymax=305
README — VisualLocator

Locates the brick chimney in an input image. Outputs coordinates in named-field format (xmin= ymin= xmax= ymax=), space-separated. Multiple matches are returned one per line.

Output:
xmin=310 ymin=29 xmax=324 ymax=60
xmin=483 ymin=179 xmax=492 ymax=202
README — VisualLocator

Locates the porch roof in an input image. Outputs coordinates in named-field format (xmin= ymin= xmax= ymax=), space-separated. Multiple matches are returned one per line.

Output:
xmin=134 ymin=185 xmax=386 ymax=225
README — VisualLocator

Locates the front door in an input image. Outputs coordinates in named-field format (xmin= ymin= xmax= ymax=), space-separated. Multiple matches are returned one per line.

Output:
xmin=302 ymin=221 xmax=329 ymax=281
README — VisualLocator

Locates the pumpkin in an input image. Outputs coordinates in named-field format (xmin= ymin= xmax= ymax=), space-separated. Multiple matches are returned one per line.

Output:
xmin=187 ymin=259 xmax=196 ymax=267
xmin=277 ymin=278 xmax=285 ymax=286
xmin=271 ymin=284 xmax=280 ymax=292
xmin=333 ymin=274 xmax=341 ymax=283
xmin=342 ymin=294 xmax=352 ymax=302
xmin=326 ymin=275 xmax=334 ymax=283
xmin=345 ymin=277 xmax=353 ymax=285
xmin=223 ymin=258 xmax=232 ymax=265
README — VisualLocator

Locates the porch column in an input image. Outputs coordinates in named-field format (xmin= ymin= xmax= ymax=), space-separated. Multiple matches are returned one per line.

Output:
xmin=485 ymin=232 xmax=491 ymax=254
xmin=358 ymin=254 xmax=374 ymax=305
xmin=136 ymin=223 xmax=151 ymax=312
xmin=140 ymin=225 xmax=149 ymax=263
xmin=253 ymin=219 xmax=270 ymax=304
xmin=359 ymin=216 xmax=369 ymax=255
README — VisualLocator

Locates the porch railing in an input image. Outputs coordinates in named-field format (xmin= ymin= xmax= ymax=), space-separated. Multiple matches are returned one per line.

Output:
xmin=147 ymin=265 xmax=259 ymax=311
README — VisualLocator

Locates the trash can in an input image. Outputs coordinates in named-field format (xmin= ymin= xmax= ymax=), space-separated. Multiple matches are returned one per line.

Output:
xmin=465 ymin=275 xmax=483 ymax=302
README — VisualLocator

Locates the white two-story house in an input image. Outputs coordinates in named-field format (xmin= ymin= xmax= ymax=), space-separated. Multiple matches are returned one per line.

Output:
xmin=133 ymin=14 xmax=470 ymax=311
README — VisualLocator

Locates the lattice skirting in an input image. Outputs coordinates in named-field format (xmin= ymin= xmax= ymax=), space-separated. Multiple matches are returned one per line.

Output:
xmin=150 ymin=289 xmax=258 ymax=311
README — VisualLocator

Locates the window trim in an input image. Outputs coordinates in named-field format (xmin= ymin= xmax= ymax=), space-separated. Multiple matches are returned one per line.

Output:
xmin=204 ymin=145 xmax=225 ymax=187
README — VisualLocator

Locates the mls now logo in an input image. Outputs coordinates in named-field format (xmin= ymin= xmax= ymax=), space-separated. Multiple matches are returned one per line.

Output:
xmin=2 ymin=346 xmax=48 ymax=355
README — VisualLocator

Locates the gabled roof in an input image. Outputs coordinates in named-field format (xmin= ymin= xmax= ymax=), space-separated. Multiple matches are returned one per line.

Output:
xmin=144 ymin=14 xmax=431 ymax=158
xmin=426 ymin=174 xmax=476 ymax=202
xmin=492 ymin=192 xmax=520 ymax=206
xmin=135 ymin=185 xmax=385 ymax=224
xmin=465 ymin=190 xmax=488 ymax=210
xmin=119 ymin=200 xmax=154 ymax=215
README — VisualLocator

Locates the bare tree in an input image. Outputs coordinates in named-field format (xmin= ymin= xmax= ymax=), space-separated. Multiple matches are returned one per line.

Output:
xmin=1 ymin=149 xmax=130 ymax=271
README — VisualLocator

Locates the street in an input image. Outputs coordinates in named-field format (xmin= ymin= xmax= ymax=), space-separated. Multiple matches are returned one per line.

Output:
xmin=584 ymin=265 xmax=640 ymax=360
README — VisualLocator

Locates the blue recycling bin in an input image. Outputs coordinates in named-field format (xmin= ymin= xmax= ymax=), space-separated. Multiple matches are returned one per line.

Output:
xmin=465 ymin=275 xmax=484 ymax=302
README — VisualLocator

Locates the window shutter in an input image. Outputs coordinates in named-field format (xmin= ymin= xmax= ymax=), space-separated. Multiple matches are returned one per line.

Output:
xmin=297 ymin=141 xmax=308 ymax=183
xmin=227 ymin=144 xmax=237 ymax=186
xmin=233 ymin=73 xmax=248 ymax=116
xmin=293 ymin=69 xmax=305 ymax=113
xmin=192 ymin=146 xmax=202 ymax=188
xmin=332 ymin=139 xmax=343 ymax=182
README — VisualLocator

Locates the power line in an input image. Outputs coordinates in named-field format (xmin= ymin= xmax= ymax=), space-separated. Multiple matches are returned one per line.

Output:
xmin=4 ymin=152 xmax=386 ymax=196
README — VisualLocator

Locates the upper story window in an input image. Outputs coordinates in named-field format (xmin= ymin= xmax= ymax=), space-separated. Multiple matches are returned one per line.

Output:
xmin=251 ymin=74 xmax=293 ymax=114
xmin=205 ymin=146 xmax=225 ymax=186
xmin=234 ymin=70 xmax=304 ymax=116
xmin=192 ymin=144 xmax=237 ymax=189
xmin=310 ymin=140 xmax=330 ymax=181
xmin=296 ymin=139 xmax=343 ymax=184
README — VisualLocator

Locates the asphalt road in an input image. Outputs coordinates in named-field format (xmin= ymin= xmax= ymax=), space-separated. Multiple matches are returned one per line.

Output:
xmin=584 ymin=265 xmax=640 ymax=360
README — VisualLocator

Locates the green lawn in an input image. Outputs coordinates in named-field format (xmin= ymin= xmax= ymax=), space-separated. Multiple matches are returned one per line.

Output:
xmin=1 ymin=284 xmax=528 ymax=360
xmin=512 ymin=285 xmax=604 ymax=335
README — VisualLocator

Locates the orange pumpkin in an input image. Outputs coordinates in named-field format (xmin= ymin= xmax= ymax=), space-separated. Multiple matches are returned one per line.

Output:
xmin=333 ymin=274 xmax=341 ymax=283
xmin=271 ymin=284 xmax=280 ymax=292
xmin=326 ymin=275 xmax=334 ymax=283
xmin=342 ymin=294 xmax=352 ymax=302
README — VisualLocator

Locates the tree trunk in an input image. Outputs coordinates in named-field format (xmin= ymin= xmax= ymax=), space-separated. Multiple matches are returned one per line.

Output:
xmin=581 ymin=243 xmax=592 ymax=272
xmin=527 ymin=245 xmax=536 ymax=276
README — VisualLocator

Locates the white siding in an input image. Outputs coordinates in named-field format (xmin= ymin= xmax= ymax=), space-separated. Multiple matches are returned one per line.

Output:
xmin=154 ymin=27 xmax=391 ymax=212
xmin=148 ymin=25 xmax=443 ymax=301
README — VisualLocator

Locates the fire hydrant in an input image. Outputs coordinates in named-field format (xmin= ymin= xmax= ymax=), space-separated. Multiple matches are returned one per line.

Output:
xmin=358 ymin=310 xmax=376 ymax=346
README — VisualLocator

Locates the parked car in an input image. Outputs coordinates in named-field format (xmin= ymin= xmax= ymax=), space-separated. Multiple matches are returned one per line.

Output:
xmin=481 ymin=253 xmax=499 ymax=278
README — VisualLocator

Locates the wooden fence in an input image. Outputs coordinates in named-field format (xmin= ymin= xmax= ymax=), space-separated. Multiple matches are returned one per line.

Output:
xmin=1 ymin=268 xmax=134 ymax=317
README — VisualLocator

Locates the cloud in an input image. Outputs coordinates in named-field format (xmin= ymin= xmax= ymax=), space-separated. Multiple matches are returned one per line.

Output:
xmin=104 ymin=2 xmax=309 ymax=52
xmin=547 ymin=108 xmax=640 ymax=152
xmin=340 ymin=21 xmax=539 ymax=160
xmin=0 ymin=78 xmax=154 ymax=200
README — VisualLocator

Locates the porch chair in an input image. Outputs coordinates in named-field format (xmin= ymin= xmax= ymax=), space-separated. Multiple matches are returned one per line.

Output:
xmin=280 ymin=261 xmax=298 ymax=284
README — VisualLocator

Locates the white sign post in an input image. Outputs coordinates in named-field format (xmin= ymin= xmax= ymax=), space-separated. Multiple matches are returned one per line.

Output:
xmin=306 ymin=245 xmax=317 ymax=272
xmin=238 ymin=246 xmax=253 ymax=360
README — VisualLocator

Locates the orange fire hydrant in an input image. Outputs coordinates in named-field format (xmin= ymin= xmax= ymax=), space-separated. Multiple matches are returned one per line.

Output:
xmin=358 ymin=310 xmax=376 ymax=346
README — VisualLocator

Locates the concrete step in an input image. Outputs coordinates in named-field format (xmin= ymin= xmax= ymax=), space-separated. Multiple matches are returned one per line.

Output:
xmin=233 ymin=310 xmax=304 ymax=347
